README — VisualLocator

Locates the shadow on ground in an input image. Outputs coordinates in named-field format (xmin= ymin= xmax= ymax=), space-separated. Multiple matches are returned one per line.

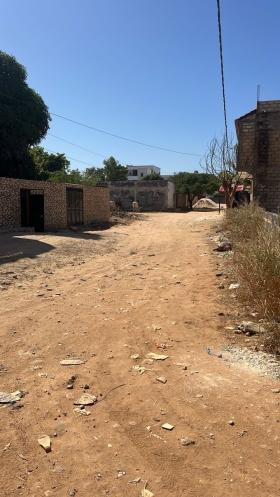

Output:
xmin=0 ymin=229 xmax=103 ymax=264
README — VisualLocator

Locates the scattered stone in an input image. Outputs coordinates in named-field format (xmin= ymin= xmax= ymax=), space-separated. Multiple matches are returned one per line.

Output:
xmin=132 ymin=365 xmax=146 ymax=375
xmin=156 ymin=376 xmax=167 ymax=384
xmin=129 ymin=477 xmax=141 ymax=484
xmin=228 ymin=420 xmax=235 ymax=426
xmin=271 ymin=388 xmax=280 ymax=394
xmin=66 ymin=376 xmax=77 ymax=389
xmin=214 ymin=241 xmax=232 ymax=252
xmin=74 ymin=394 xmax=97 ymax=406
xmin=60 ymin=359 xmax=85 ymax=366
xmin=180 ymin=437 xmax=195 ymax=446
xmin=229 ymin=283 xmax=240 ymax=290
xmin=73 ymin=407 xmax=91 ymax=416
xmin=0 ymin=390 xmax=23 ymax=404
xmin=141 ymin=489 xmax=154 ymax=497
xmin=152 ymin=324 xmax=162 ymax=331
xmin=68 ymin=489 xmax=77 ymax=497
xmin=143 ymin=359 xmax=154 ymax=365
xmin=218 ymin=283 xmax=225 ymax=289
xmin=38 ymin=435 xmax=51 ymax=453
xmin=146 ymin=352 xmax=169 ymax=361
xmin=161 ymin=423 xmax=174 ymax=431
xmin=175 ymin=362 xmax=188 ymax=370
xmin=216 ymin=272 xmax=223 ymax=277
xmin=237 ymin=321 xmax=265 ymax=335
xmin=130 ymin=354 xmax=140 ymax=360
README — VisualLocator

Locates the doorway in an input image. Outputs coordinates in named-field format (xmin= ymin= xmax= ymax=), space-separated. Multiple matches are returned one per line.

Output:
xmin=66 ymin=188 xmax=84 ymax=226
xmin=20 ymin=189 xmax=45 ymax=232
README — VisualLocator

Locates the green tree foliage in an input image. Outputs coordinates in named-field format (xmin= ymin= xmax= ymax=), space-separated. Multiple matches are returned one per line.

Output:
xmin=102 ymin=156 xmax=128 ymax=181
xmin=82 ymin=166 xmax=105 ymax=185
xmin=29 ymin=146 xmax=70 ymax=179
xmin=0 ymin=51 xmax=50 ymax=179
xmin=171 ymin=172 xmax=219 ymax=210
xmin=142 ymin=172 xmax=162 ymax=180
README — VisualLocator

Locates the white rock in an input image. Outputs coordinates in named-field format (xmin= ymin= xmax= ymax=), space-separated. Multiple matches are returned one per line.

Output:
xmin=38 ymin=435 xmax=51 ymax=452
xmin=74 ymin=394 xmax=97 ymax=406
xmin=161 ymin=423 xmax=174 ymax=430
xmin=146 ymin=352 xmax=169 ymax=361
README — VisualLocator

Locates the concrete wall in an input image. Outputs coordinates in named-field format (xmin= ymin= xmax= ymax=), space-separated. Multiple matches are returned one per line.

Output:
xmin=236 ymin=100 xmax=280 ymax=212
xmin=109 ymin=180 xmax=175 ymax=211
xmin=0 ymin=177 xmax=110 ymax=231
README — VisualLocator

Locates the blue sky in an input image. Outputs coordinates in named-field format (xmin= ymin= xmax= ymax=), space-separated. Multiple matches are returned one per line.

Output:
xmin=1 ymin=0 xmax=280 ymax=174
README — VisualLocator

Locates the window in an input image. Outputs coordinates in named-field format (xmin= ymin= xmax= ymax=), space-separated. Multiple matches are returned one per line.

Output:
xmin=133 ymin=169 xmax=138 ymax=176
xmin=141 ymin=173 xmax=144 ymax=177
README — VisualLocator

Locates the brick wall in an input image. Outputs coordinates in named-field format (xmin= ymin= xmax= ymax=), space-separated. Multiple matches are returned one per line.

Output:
xmin=0 ymin=177 xmax=110 ymax=231
xmin=236 ymin=101 xmax=280 ymax=212
xmin=83 ymin=186 xmax=110 ymax=223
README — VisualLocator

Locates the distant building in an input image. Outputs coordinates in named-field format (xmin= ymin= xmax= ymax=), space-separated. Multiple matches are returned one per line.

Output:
xmin=109 ymin=180 xmax=175 ymax=211
xmin=235 ymin=100 xmax=280 ymax=212
xmin=127 ymin=165 xmax=160 ymax=181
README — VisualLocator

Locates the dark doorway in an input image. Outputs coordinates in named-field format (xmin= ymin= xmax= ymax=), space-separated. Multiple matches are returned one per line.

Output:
xmin=66 ymin=188 xmax=84 ymax=226
xmin=20 ymin=189 xmax=45 ymax=232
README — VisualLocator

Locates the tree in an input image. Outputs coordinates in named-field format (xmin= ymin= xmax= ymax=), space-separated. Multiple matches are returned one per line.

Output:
xmin=102 ymin=156 xmax=128 ymax=181
xmin=82 ymin=166 xmax=105 ymax=185
xmin=0 ymin=51 xmax=50 ymax=178
xmin=29 ymin=146 xmax=70 ymax=179
xmin=142 ymin=172 xmax=162 ymax=180
xmin=171 ymin=172 xmax=218 ymax=210
xmin=204 ymin=135 xmax=244 ymax=208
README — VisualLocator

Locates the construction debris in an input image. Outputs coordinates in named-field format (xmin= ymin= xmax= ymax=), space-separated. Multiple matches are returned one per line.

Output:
xmin=60 ymin=359 xmax=85 ymax=366
xmin=237 ymin=321 xmax=265 ymax=335
xmin=161 ymin=423 xmax=174 ymax=431
xmin=132 ymin=365 xmax=146 ymax=375
xmin=141 ymin=489 xmax=154 ymax=497
xmin=146 ymin=352 xmax=169 ymax=361
xmin=38 ymin=435 xmax=51 ymax=453
xmin=73 ymin=407 xmax=91 ymax=416
xmin=214 ymin=240 xmax=232 ymax=252
xmin=74 ymin=393 xmax=97 ymax=406
xmin=66 ymin=375 xmax=77 ymax=389
xmin=130 ymin=354 xmax=140 ymax=360
xmin=0 ymin=390 xmax=23 ymax=404
xmin=156 ymin=376 xmax=167 ymax=384
xmin=180 ymin=437 xmax=195 ymax=446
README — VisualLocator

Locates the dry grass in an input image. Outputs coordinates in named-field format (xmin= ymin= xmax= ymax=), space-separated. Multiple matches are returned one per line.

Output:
xmin=224 ymin=203 xmax=280 ymax=354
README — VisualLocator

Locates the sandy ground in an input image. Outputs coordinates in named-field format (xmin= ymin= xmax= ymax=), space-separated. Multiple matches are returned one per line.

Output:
xmin=0 ymin=212 xmax=279 ymax=497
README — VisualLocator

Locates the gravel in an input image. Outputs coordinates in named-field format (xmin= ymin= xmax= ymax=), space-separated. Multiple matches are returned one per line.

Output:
xmin=224 ymin=345 xmax=280 ymax=379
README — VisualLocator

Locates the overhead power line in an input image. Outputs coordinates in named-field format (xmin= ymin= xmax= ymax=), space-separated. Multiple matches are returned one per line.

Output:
xmin=45 ymin=148 xmax=95 ymax=167
xmin=216 ymin=0 xmax=229 ymax=148
xmin=0 ymin=90 xmax=202 ymax=157
xmin=48 ymin=133 xmax=105 ymax=158
xmin=50 ymin=112 xmax=202 ymax=157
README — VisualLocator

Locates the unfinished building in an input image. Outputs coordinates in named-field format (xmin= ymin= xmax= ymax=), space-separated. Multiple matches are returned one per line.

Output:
xmin=0 ymin=177 xmax=110 ymax=232
xmin=236 ymin=100 xmax=280 ymax=212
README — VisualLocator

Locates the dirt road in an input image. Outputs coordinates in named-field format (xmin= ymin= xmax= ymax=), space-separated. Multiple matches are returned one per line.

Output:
xmin=1 ymin=212 xmax=279 ymax=497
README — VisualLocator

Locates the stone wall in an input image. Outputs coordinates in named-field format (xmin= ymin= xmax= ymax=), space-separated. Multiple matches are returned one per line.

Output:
xmin=109 ymin=180 xmax=175 ymax=211
xmin=0 ymin=177 xmax=110 ymax=231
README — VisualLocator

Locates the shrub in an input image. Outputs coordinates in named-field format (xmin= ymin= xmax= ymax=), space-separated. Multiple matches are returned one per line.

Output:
xmin=224 ymin=203 xmax=280 ymax=353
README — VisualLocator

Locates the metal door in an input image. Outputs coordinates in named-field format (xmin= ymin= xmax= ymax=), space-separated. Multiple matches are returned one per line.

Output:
xmin=66 ymin=188 xmax=84 ymax=225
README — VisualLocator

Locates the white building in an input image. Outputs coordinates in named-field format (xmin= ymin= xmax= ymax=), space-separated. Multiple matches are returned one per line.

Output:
xmin=127 ymin=165 xmax=160 ymax=181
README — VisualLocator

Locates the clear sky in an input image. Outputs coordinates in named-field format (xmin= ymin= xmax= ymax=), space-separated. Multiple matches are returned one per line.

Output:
xmin=1 ymin=0 xmax=280 ymax=174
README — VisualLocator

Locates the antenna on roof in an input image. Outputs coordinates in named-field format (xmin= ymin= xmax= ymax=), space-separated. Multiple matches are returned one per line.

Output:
xmin=257 ymin=84 xmax=261 ymax=103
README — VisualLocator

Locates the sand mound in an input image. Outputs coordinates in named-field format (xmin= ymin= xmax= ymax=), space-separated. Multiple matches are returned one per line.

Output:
xmin=193 ymin=197 xmax=219 ymax=209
